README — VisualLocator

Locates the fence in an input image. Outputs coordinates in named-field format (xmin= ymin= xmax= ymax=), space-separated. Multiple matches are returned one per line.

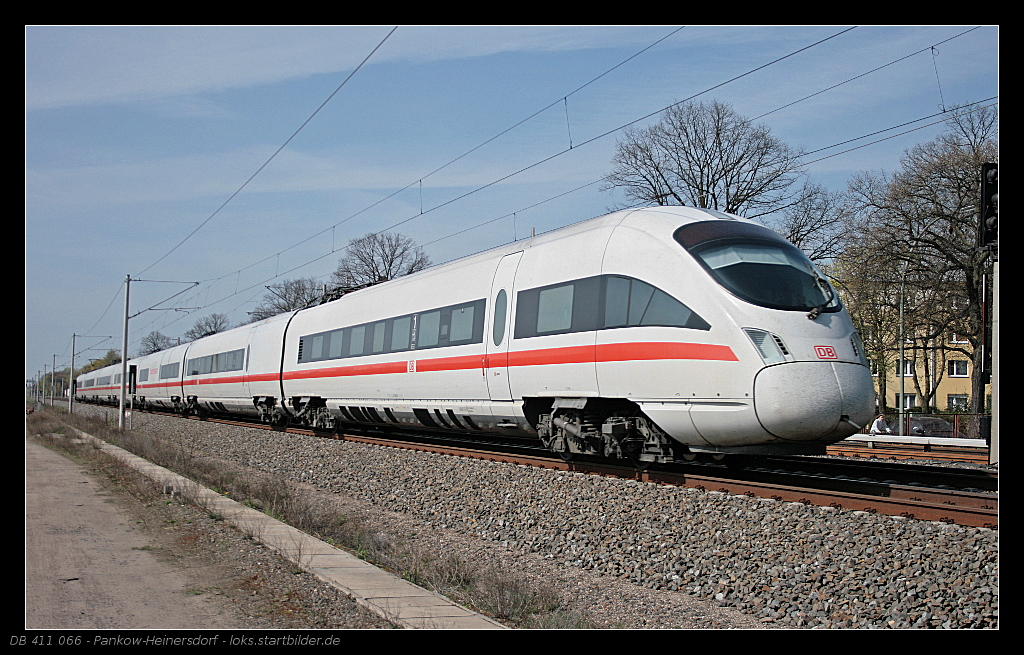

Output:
xmin=863 ymin=413 xmax=990 ymax=440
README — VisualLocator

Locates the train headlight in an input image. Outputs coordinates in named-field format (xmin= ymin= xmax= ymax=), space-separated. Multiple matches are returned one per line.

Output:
xmin=743 ymin=328 xmax=790 ymax=365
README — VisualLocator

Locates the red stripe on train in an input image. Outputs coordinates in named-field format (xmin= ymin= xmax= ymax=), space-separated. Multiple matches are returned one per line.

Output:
xmin=111 ymin=341 xmax=737 ymax=388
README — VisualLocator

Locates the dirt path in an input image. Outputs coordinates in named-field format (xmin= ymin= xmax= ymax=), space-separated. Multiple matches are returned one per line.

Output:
xmin=24 ymin=437 xmax=254 ymax=629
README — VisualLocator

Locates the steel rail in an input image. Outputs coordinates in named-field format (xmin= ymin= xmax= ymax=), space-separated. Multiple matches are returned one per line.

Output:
xmin=77 ymin=401 xmax=997 ymax=530
xmin=336 ymin=431 xmax=998 ymax=529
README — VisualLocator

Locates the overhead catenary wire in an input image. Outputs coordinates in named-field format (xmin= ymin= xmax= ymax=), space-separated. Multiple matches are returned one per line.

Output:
xmin=370 ymin=27 xmax=861 ymax=236
xmin=749 ymin=26 xmax=980 ymax=124
xmin=189 ymin=26 xmax=690 ymax=291
xmin=799 ymin=98 xmax=997 ymax=167
xmin=140 ymin=25 xmax=914 ymax=331
xmin=376 ymin=26 xmax=990 ymax=244
xmin=427 ymin=97 xmax=999 ymax=252
xmin=131 ymin=26 xmax=992 ymax=347
xmin=135 ymin=27 xmax=694 ymax=340
xmin=75 ymin=26 xmax=399 ymax=356
xmin=133 ymin=26 xmax=399 ymax=278
xmin=156 ymin=26 xmax=866 ymax=329
xmin=932 ymin=46 xmax=947 ymax=112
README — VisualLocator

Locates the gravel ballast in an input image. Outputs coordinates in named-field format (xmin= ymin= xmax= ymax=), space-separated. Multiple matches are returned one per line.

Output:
xmin=86 ymin=406 xmax=997 ymax=629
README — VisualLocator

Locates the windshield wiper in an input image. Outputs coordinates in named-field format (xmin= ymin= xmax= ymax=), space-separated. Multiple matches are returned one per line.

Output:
xmin=806 ymin=276 xmax=836 ymax=320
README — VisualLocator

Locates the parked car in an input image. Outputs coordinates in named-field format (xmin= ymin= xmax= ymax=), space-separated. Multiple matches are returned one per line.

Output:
xmin=908 ymin=416 xmax=958 ymax=438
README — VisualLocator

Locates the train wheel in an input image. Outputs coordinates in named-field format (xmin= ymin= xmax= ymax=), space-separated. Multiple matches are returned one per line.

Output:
xmin=270 ymin=408 xmax=291 ymax=429
xmin=629 ymin=454 xmax=651 ymax=472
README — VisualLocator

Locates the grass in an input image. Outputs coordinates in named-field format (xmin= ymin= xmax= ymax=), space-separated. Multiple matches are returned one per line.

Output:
xmin=26 ymin=404 xmax=596 ymax=628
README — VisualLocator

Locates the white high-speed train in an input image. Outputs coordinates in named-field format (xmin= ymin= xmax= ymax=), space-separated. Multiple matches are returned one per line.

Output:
xmin=76 ymin=206 xmax=875 ymax=463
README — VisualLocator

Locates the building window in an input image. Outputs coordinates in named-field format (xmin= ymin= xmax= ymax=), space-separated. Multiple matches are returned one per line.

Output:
xmin=947 ymin=360 xmax=969 ymax=377
xmin=947 ymin=394 xmax=969 ymax=411
xmin=895 ymin=393 xmax=917 ymax=410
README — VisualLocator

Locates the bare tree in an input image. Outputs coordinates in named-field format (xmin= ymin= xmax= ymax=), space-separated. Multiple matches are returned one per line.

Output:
xmin=842 ymin=104 xmax=997 ymax=413
xmin=775 ymin=181 xmax=854 ymax=263
xmin=331 ymin=232 xmax=431 ymax=288
xmin=184 ymin=313 xmax=230 ymax=341
xmin=139 ymin=331 xmax=175 ymax=355
xmin=248 ymin=277 xmax=324 ymax=322
xmin=602 ymin=99 xmax=805 ymax=219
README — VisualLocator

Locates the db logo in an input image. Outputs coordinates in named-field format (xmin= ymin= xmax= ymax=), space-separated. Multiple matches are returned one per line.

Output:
xmin=814 ymin=345 xmax=838 ymax=359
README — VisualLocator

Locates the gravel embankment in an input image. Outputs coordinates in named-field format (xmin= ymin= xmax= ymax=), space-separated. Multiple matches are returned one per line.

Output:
xmin=86 ymin=406 xmax=998 ymax=629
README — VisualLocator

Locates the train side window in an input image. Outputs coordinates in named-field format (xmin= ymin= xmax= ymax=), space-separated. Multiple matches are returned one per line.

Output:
xmin=222 ymin=348 xmax=245 ymax=372
xmin=537 ymin=284 xmax=573 ymax=334
xmin=515 ymin=281 xmax=575 ymax=338
xmin=349 ymin=325 xmax=366 ymax=357
xmin=417 ymin=310 xmax=441 ymax=348
xmin=450 ymin=304 xmax=475 ymax=342
xmin=391 ymin=316 xmax=412 ymax=351
xmin=213 ymin=350 xmax=228 ymax=372
xmin=602 ymin=276 xmax=710 ymax=330
xmin=641 ymin=289 xmax=707 ymax=328
xmin=517 ymin=274 xmax=710 ymax=339
xmin=328 ymin=329 xmax=345 ymax=358
xmin=372 ymin=320 xmax=387 ymax=354
xmin=628 ymin=280 xmax=656 ymax=325
xmin=310 ymin=335 xmax=326 ymax=362
xmin=604 ymin=276 xmax=630 ymax=328
xmin=188 ymin=355 xmax=212 ymax=376
xmin=492 ymin=289 xmax=507 ymax=346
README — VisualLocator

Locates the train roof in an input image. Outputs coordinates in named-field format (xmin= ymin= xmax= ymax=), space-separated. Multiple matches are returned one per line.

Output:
xmin=95 ymin=206 xmax=761 ymax=369
xmin=401 ymin=205 xmax=759 ymax=280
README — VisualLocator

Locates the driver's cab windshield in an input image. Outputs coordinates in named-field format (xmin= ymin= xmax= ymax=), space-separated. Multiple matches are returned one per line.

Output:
xmin=674 ymin=220 xmax=840 ymax=313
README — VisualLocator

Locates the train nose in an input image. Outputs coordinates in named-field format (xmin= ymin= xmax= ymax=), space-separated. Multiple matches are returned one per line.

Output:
xmin=753 ymin=361 xmax=875 ymax=441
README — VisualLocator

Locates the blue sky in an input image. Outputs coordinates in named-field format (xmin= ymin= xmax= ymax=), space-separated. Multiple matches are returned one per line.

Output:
xmin=25 ymin=25 xmax=998 ymax=381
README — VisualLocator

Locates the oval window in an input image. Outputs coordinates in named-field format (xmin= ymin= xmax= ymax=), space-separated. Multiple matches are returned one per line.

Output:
xmin=492 ymin=289 xmax=507 ymax=346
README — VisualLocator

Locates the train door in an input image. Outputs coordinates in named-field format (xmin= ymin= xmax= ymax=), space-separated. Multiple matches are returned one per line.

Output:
xmin=238 ymin=323 xmax=258 ymax=406
xmin=486 ymin=251 xmax=522 ymax=401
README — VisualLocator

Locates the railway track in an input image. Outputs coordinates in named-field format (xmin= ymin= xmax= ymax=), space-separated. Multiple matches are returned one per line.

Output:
xmin=177 ymin=412 xmax=997 ymax=530
xmin=59 ymin=399 xmax=997 ymax=530
xmin=827 ymin=441 xmax=990 ymax=464
xmin=351 ymin=432 xmax=997 ymax=528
